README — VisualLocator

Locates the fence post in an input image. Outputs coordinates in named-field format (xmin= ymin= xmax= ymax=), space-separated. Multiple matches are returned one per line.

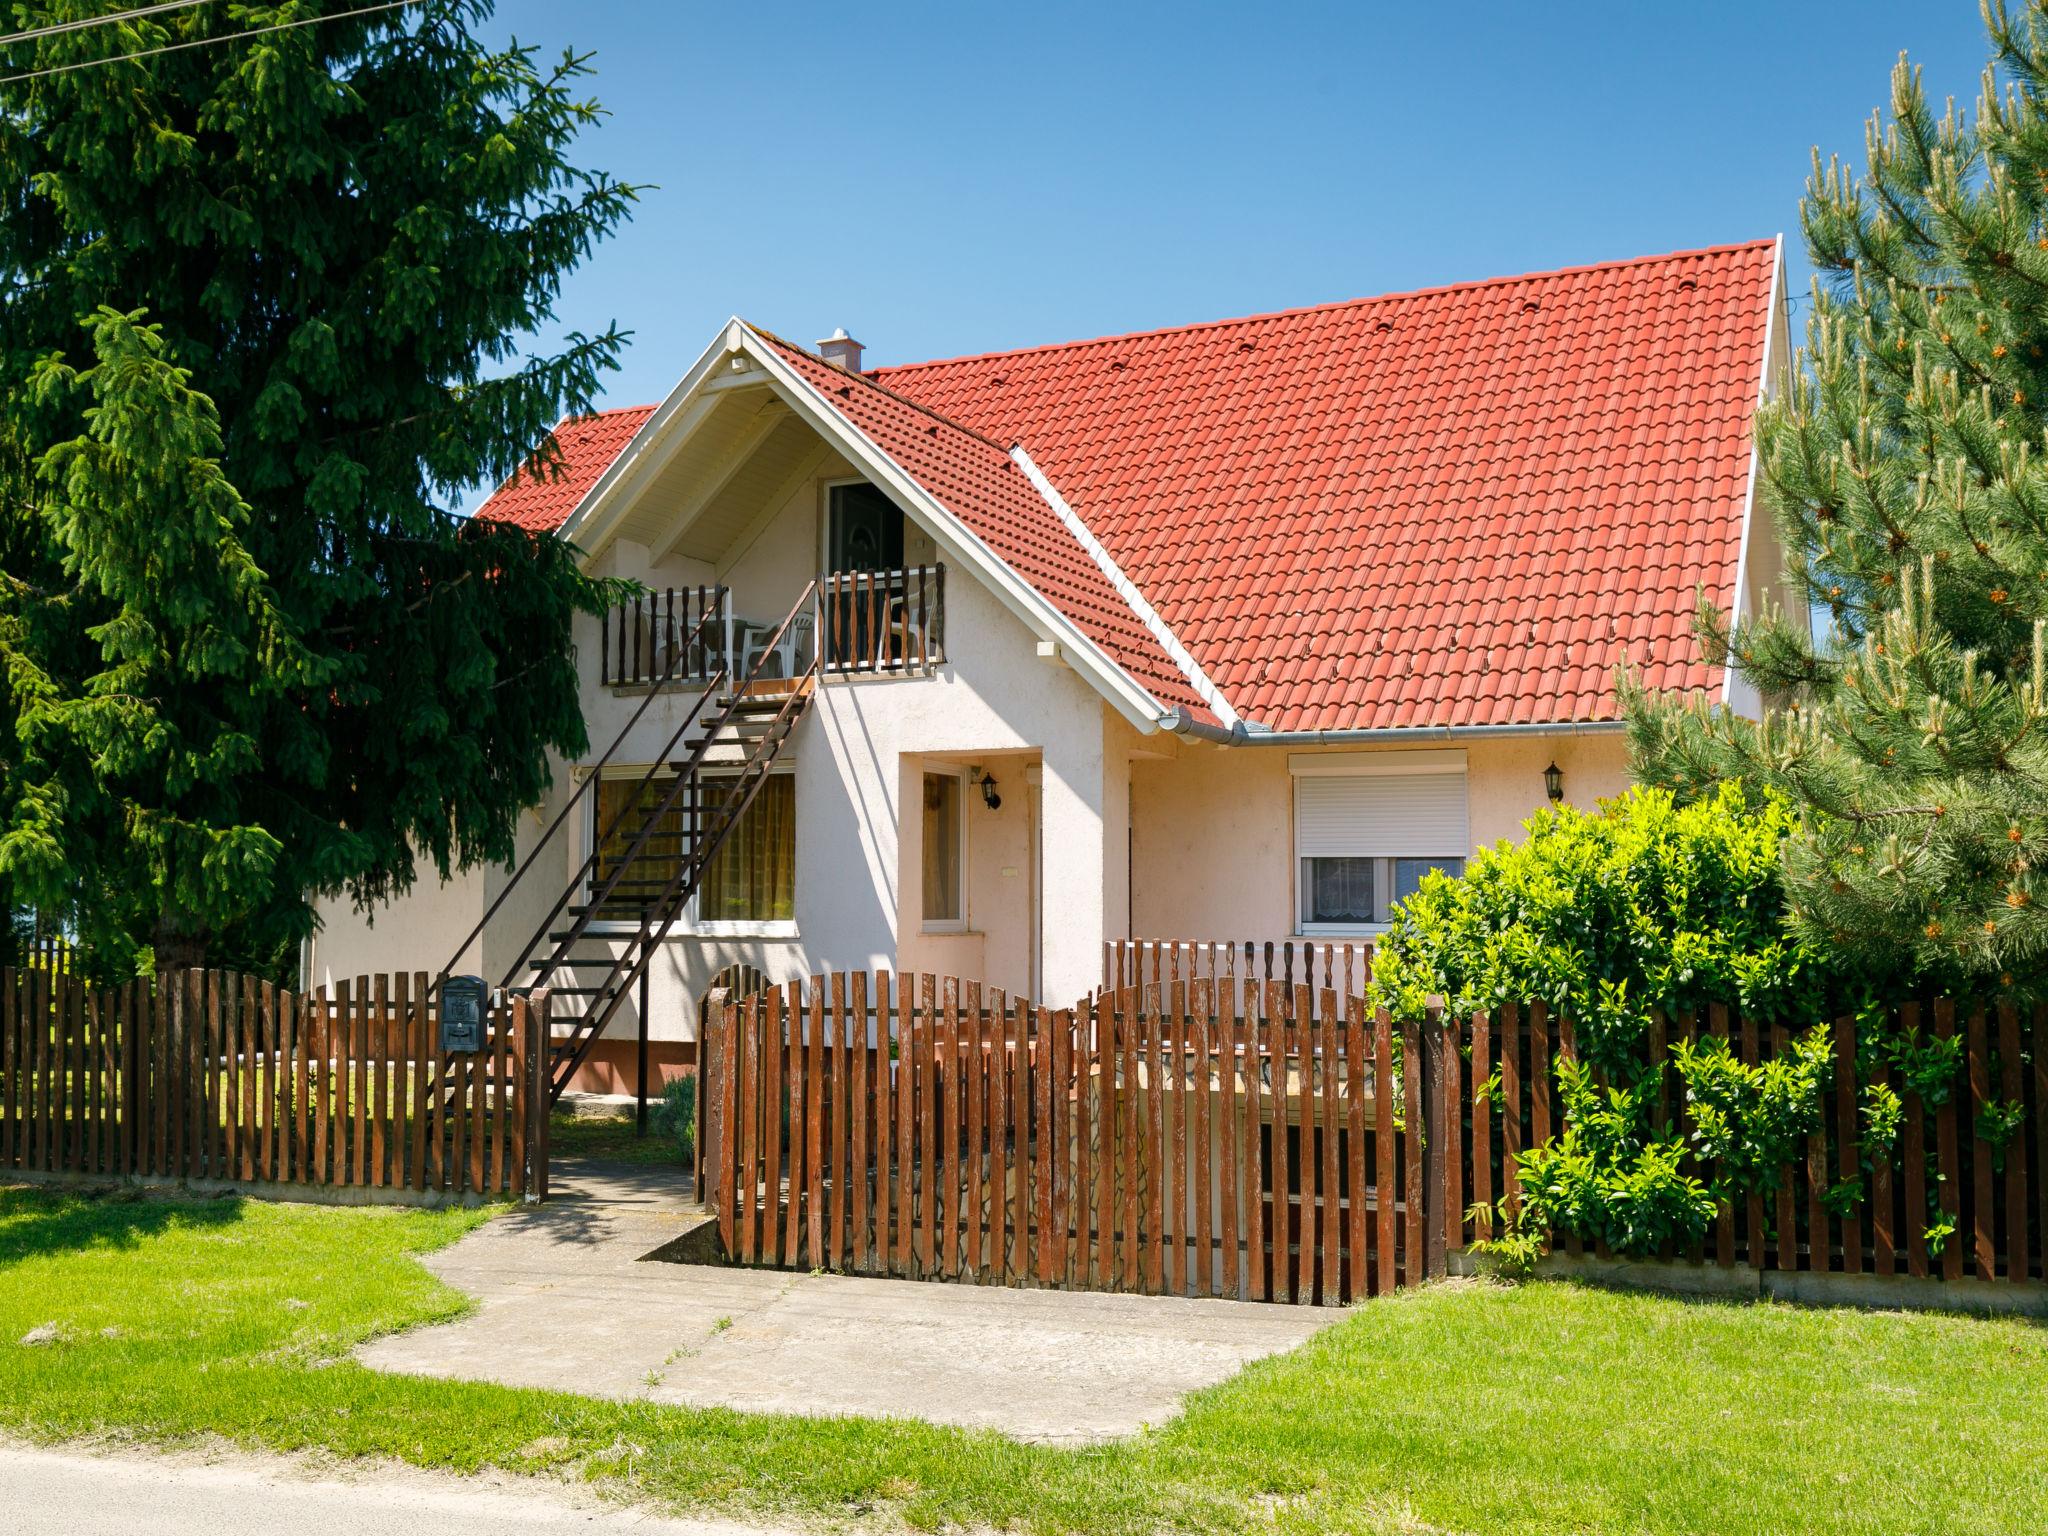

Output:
xmin=526 ymin=988 xmax=552 ymax=1202
xmin=700 ymin=987 xmax=731 ymax=1217
xmin=1422 ymin=1005 xmax=1448 ymax=1279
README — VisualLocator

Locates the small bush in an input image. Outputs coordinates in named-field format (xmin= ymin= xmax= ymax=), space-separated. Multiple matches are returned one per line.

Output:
xmin=650 ymin=1074 xmax=696 ymax=1161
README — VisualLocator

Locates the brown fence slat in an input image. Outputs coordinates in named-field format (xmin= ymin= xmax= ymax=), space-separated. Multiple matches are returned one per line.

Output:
xmin=989 ymin=988 xmax=1011 ymax=1282
xmin=2038 ymin=1004 xmax=2048 ymax=1284
xmin=1469 ymin=1008 xmax=1492 ymax=1275
xmin=1245 ymin=982 xmax=1268 ymax=1301
xmin=1346 ymin=997 xmax=1369 ymax=1301
xmin=1999 ymin=1001 xmax=2028 ymax=1283
xmin=1902 ymin=1002 xmax=1928 ymax=1279
xmin=1008 ymin=994 xmax=1029 ymax=1282
xmin=876 ymin=973 xmax=897 ymax=1276
xmin=1320 ymin=992 xmax=1341 ymax=1303
xmin=1934 ymin=1000 xmax=1963 ymax=1282
xmin=850 ymin=972 xmax=870 ymax=1272
xmin=1870 ymin=1042 xmax=1896 ymax=1279
xmin=1145 ymin=988 xmax=1166 ymax=1294
xmin=1294 ymin=987 xmax=1315 ymax=1303
xmin=1968 ymin=1003 xmax=1995 ymax=1282
xmin=915 ymin=976 xmax=936 ymax=1276
xmin=1121 ymin=988 xmax=1142 ymax=1292
xmin=1831 ymin=1014 xmax=1859 ymax=1275
xmin=939 ymin=976 xmax=960 ymax=1279
xmin=1402 ymin=1013 xmax=1424 ymax=1287
xmin=1213 ymin=981 xmax=1235 ymax=1299
xmin=965 ymin=981 xmax=985 ymax=1279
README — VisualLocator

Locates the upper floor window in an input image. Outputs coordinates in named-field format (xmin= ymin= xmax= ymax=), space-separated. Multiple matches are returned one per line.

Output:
xmin=1291 ymin=751 xmax=1468 ymax=932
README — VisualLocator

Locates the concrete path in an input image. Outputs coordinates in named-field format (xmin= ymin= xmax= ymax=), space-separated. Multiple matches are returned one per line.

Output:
xmin=0 ymin=1439 xmax=791 ymax=1536
xmin=359 ymin=1158 xmax=1332 ymax=1443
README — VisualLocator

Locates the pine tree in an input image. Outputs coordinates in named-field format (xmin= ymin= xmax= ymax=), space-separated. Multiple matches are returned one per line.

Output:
xmin=1627 ymin=1 xmax=2048 ymax=991
xmin=0 ymin=2 xmax=638 ymax=976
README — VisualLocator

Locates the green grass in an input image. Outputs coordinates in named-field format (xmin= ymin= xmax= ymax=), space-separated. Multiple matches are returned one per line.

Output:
xmin=545 ymin=1107 xmax=686 ymax=1165
xmin=1 ymin=1183 xmax=2043 ymax=1534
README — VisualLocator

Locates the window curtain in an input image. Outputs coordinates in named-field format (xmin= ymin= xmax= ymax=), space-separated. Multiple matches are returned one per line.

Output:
xmin=922 ymin=772 xmax=962 ymax=922
xmin=700 ymin=774 xmax=796 ymax=922
xmin=593 ymin=776 xmax=685 ymax=919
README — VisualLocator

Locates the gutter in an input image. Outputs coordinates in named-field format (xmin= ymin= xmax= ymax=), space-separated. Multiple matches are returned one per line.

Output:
xmin=1161 ymin=709 xmax=1627 ymax=745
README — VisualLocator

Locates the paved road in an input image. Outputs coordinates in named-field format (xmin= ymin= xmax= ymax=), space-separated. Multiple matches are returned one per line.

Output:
xmin=0 ymin=1441 xmax=790 ymax=1536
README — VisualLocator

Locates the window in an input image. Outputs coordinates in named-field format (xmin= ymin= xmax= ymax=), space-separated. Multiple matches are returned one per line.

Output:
xmin=699 ymin=773 xmax=796 ymax=925
xmin=590 ymin=770 xmax=795 ymax=929
xmin=1292 ymin=751 xmax=1469 ymax=931
xmin=592 ymin=774 xmax=686 ymax=922
xmin=922 ymin=770 xmax=965 ymax=928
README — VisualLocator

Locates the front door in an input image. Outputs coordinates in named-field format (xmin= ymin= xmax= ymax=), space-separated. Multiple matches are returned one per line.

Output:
xmin=826 ymin=483 xmax=904 ymax=665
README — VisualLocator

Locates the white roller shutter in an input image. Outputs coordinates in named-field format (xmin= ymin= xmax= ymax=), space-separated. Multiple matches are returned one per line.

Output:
xmin=1294 ymin=772 xmax=1469 ymax=858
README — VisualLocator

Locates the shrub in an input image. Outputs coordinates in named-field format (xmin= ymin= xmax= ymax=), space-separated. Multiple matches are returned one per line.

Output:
xmin=1372 ymin=783 xmax=1917 ymax=1258
xmin=649 ymin=1075 xmax=696 ymax=1162
xmin=1369 ymin=782 xmax=1838 ymax=1074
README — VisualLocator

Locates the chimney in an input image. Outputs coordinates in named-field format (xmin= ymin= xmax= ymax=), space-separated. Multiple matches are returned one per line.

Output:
xmin=817 ymin=326 xmax=864 ymax=373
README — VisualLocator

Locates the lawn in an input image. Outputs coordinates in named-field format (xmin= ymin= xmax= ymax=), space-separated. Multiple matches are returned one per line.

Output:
xmin=1 ymin=1184 xmax=2042 ymax=1535
xmin=547 ymin=1105 xmax=687 ymax=1165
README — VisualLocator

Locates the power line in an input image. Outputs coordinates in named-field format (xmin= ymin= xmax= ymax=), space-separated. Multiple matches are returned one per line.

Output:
xmin=0 ymin=0 xmax=418 ymax=87
xmin=0 ymin=1 xmax=218 ymax=51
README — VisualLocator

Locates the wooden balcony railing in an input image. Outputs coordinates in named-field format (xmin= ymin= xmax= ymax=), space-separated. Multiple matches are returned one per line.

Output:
xmin=599 ymin=585 xmax=727 ymax=687
xmin=820 ymin=563 xmax=945 ymax=675
xmin=599 ymin=565 xmax=945 ymax=689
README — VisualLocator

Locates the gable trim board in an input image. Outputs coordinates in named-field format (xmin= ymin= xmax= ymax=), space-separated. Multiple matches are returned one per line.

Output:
xmin=1008 ymin=445 xmax=1242 ymax=732
xmin=1722 ymin=234 xmax=1785 ymax=716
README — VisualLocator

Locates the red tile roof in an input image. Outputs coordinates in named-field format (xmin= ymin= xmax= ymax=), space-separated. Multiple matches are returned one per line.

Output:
xmin=756 ymin=332 xmax=1210 ymax=719
xmin=478 ymin=405 xmax=657 ymax=533
xmin=872 ymin=241 xmax=1776 ymax=730
xmin=479 ymin=241 xmax=1776 ymax=733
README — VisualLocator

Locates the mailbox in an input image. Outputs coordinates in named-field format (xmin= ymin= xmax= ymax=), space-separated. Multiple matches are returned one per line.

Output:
xmin=440 ymin=975 xmax=489 ymax=1054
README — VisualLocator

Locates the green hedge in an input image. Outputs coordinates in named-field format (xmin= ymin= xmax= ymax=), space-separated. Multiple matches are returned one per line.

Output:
xmin=1367 ymin=784 xmax=1929 ymax=1261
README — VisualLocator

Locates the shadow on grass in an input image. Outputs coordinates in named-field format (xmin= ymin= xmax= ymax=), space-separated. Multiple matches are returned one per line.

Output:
xmin=0 ymin=1182 xmax=244 ymax=1265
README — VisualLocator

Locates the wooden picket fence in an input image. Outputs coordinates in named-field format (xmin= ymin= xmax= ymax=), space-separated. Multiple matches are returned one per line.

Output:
xmin=1450 ymin=999 xmax=2045 ymax=1285
xmin=1105 ymin=938 xmax=1371 ymax=1003
xmin=0 ymin=968 xmax=552 ymax=1202
xmin=703 ymin=975 xmax=2048 ymax=1304
xmin=702 ymin=974 xmax=1427 ymax=1303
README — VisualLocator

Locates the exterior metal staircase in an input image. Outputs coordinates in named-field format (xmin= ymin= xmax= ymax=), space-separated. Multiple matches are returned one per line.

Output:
xmin=439 ymin=581 xmax=819 ymax=1104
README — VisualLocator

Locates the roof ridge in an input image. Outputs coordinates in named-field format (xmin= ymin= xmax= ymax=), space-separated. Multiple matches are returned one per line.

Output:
xmin=558 ymin=402 xmax=659 ymax=423
xmin=744 ymin=323 xmax=1019 ymax=456
xmin=869 ymin=238 xmax=1779 ymax=377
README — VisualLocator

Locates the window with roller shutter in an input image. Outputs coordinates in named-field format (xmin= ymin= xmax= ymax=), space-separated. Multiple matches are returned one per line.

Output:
xmin=1290 ymin=751 xmax=1469 ymax=932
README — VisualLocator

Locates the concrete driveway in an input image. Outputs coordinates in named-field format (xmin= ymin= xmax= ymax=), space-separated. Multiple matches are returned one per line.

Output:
xmin=358 ymin=1159 xmax=1332 ymax=1444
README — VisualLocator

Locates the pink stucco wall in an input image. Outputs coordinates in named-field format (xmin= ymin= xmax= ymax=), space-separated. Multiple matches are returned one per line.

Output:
xmin=1126 ymin=731 xmax=1632 ymax=948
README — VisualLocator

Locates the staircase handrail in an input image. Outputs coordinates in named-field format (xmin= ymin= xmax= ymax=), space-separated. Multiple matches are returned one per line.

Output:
xmin=516 ymin=578 xmax=820 ymax=994
xmin=546 ymin=657 xmax=817 ymax=1092
xmin=436 ymin=587 xmax=727 ymax=984
xmin=497 ymin=663 xmax=732 ymax=990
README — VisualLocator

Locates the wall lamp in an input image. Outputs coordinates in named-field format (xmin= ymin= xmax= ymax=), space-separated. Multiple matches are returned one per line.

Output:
xmin=978 ymin=770 xmax=1002 ymax=811
xmin=1543 ymin=761 xmax=1564 ymax=804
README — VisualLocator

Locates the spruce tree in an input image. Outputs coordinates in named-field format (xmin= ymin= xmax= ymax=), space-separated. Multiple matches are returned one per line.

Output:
xmin=0 ymin=2 xmax=638 ymax=976
xmin=1627 ymin=1 xmax=2048 ymax=991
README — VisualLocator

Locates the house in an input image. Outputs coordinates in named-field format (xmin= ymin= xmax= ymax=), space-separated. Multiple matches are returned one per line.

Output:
xmin=307 ymin=238 xmax=1791 ymax=1096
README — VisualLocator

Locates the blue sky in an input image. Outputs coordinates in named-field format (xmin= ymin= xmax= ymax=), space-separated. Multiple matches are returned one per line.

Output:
xmin=482 ymin=0 xmax=1990 ymax=419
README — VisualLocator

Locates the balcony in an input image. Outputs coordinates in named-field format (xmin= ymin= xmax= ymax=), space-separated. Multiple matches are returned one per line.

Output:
xmin=598 ymin=565 xmax=946 ymax=690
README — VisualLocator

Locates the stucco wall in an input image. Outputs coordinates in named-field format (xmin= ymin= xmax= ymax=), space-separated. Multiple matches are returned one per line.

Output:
xmin=1127 ymin=731 xmax=1631 ymax=948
